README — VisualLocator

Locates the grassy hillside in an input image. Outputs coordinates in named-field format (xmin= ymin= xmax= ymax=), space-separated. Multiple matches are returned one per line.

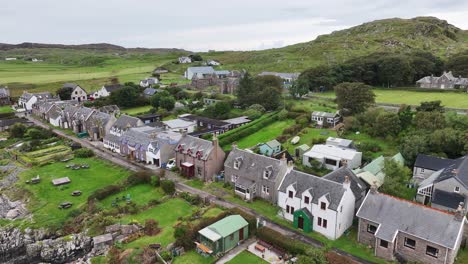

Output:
xmin=1 ymin=16 xmax=467 ymax=96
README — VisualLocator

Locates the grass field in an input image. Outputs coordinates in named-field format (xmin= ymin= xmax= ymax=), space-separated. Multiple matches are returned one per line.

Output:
xmin=233 ymin=119 xmax=295 ymax=150
xmin=226 ymin=251 xmax=268 ymax=264
xmin=173 ymin=250 xmax=214 ymax=264
xmin=16 ymin=157 xmax=130 ymax=228
xmin=316 ymin=89 xmax=468 ymax=109
xmin=121 ymin=105 xmax=153 ymax=116
xmin=98 ymin=184 xmax=165 ymax=209
xmin=120 ymin=198 xmax=195 ymax=248
xmin=0 ymin=106 xmax=13 ymax=113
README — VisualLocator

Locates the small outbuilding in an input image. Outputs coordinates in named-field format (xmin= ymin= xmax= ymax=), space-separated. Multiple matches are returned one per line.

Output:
xmin=52 ymin=177 xmax=71 ymax=186
xmin=197 ymin=215 xmax=249 ymax=255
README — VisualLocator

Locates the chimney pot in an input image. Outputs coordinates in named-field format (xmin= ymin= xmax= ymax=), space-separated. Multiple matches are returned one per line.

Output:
xmin=370 ymin=181 xmax=378 ymax=194
xmin=455 ymin=202 xmax=465 ymax=221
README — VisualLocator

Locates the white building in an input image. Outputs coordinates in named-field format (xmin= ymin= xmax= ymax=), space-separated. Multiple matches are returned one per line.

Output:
xmin=18 ymin=91 xmax=54 ymax=111
xmin=178 ymin=56 xmax=192 ymax=64
xmin=184 ymin=66 xmax=215 ymax=80
xmin=277 ymin=170 xmax=355 ymax=240
xmin=63 ymin=83 xmax=87 ymax=102
xmin=162 ymin=119 xmax=196 ymax=133
xmin=91 ymin=84 xmax=123 ymax=99
xmin=207 ymin=59 xmax=221 ymax=66
xmin=139 ymin=77 xmax=159 ymax=88
xmin=303 ymin=144 xmax=362 ymax=170
xmin=311 ymin=112 xmax=341 ymax=127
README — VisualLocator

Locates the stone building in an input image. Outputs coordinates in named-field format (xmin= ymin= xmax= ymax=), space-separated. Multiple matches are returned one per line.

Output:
xmin=416 ymin=71 xmax=468 ymax=90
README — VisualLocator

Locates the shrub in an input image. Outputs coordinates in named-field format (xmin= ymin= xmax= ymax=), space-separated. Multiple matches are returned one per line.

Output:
xmin=148 ymin=199 xmax=161 ymax=206
xmin=73 ymin=148 xmax=94 ymax=158
xmin=144 ymin=219 xmax=160 ymax=236
xmin=151 ymin=175 xmax=160 ymax=187
xmin=358 ymin=141 xmax=381 ymax=152
xmin=276 ymin=135 xmax=289 ymax=143
xmin=256 ymin=226 xmax=310 ymax=255
xmin=160 ymin=251 xmax=172 ymax=261
xmin=88 ymin=185 xmax=122 ymax=201
xmin=161 ymin=180 xmax=175 ymax=195
xmin=126 ymin=171 xmax=153 ymax=185
xmin=277 ymin=109 xmax=289 ymax=120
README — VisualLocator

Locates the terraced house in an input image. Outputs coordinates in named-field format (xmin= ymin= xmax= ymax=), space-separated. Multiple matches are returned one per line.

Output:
xmin=357 ymin=190 xmax=465 ymax=264
xmin=104 ymin=115 xmax=144 ymax=153
xmin=175 ymin=134 xmax=225 ymax=182
xmin=224 ymin=148 xmax=293 ymax=203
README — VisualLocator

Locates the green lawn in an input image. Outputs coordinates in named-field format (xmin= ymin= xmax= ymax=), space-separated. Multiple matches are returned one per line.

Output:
xmin=121 ymin=105 xmax=153 ymax=116
xmin=17 ymin=157 xmax=130 ymax=228
xmin=98 ymin=184 xmax=165 ymax=209
xmin=234 ymin=119 xmax=295 ymax=150
xmin=0 ymin=105 xmax=13 ymax=113
xmin=173 ymin=250 xmax=214 ymax=264
xmin=120 ymin=198 xmax=195 ymax=248
xmin=316 ymin=89 xmax=468 ymax=109
xmin=226 ymin=251 xmax=268 ymax=264
xmin=202 ymin=207 xmax=225 ymax=218
xmin=285 ymin=127 xmax=335 ymax=154
xmin=456 ymin=248 xmax=468 ymax=264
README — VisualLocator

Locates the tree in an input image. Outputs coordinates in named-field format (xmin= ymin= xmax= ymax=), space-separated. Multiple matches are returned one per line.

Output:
xmin=203 ymin=101 xmax=231 ymax=119
xmin=289 ymin=79 xmax=309 ymax=99
xmin=374 ymin=112 xmax=401 ymax=137
xmin=236 ymin=73 xmax=282 ymax=110
xmin=159 ymin=96 xmax=176 ymax=111
xmin=414 ymin=111 xmax=446 ymax=130
xmin=399 ymin=134 xmax=429 ymax=164
xmin=236 ymin=72 xmax=255 ymax=107
xmin=150 ymin=91 xmax=171 ymax=109
xmin=109 ymin=86 xmax=139 ymax=107
xmin=189 ymin=54 xmax=203 ymax=61
xmin=161 ymin=180 xmax=175 ymax=195
xmin=380 ymin=159 xmax=412 ymax=198
xmin=398 ymin=105 xmax=413 ymax=129
xmin=9 ymin=123 xmax=27 ymax=138
xmin=296 ymin=248 xmax=328 ymax=264
xmin=299 ymin=65 xmax=337 ymax=91
xmin=334 ymin=82 xmax=375 ymax=115
xmin=56 ymin=86 xmax=73 ymax=100
xmin=416 ymin=100 xmax=444 ymax=112
xmin=257 ymin=85 xmax=281 ymax=110
xmin=377 ymin=55 xmax=414 ymax=87
xmin=430 ymin=128 xmax=464 ymax=158
xmin=26 ymin=128 xmax=45 ymax=139
xmin=446 ymin=53 xmax=468 ymax=76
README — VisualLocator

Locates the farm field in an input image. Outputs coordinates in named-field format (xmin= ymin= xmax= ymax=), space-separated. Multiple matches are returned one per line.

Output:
xmin=315 ymin=89 xmax=468 ymax=109
xmin=14 ymin=144 xmax=73 ymax=165
xmin=15 ymin=157 xmax=130 ymax=228
xmin=226 ymin=251 xmax=268 ymax=264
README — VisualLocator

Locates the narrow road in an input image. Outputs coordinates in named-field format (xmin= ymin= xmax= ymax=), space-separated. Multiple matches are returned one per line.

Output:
xmin=26 ymin=115 xmax=375 ymax=264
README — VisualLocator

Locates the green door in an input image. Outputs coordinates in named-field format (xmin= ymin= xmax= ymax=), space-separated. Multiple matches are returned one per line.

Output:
xmin=293 ymin=209 xmax=312 ymax=233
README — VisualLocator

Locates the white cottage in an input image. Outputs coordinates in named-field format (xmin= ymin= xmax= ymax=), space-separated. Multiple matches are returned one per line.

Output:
xmin=277 ymin=170 xmax=355 ymax=240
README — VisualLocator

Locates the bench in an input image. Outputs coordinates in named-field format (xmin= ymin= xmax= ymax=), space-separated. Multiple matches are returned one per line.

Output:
xmin=257 ymin=240 xmax=273 ymax=249
xmin=254 ymin=244 xmax=265 ymax=253
xmin=271 ymin=246 xmax=286 ymax=259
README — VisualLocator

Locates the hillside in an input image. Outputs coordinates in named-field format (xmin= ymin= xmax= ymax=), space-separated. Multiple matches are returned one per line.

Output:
xmin=203 ymin=17 xmax=468 ymax=73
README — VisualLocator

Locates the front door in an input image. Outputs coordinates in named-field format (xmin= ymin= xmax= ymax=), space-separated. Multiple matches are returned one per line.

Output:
xmin=424 ymin=195 xmax=431 ymax=205
xmin=239 ymin=228 xmax=244 ymax=241
xmin=298 ymin=216 xmax=304 ymax=230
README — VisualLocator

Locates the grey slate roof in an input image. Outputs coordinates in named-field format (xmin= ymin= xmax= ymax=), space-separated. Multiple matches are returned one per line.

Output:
xmin=176 ymin=135 xmax=214 ymax=160
xmin=414 ymin=154 xmax=456 ymax=171
xmin=187 ymin=66 xmax=215 ymax=74
xmin=49 ymin=109 xmax=62 ymax=120
xmin=323 ymin=166 xmax=366 ymax=201
xmin=312 ymin=111 xmax=338 ymax=118
xmin=265 ymin=139 xmax=281 ymax=150
xmin=63 ymin=83 xmax=79 ymax=89
xmin=143 ymin=88 xmax=158 ymax=96
xmin=432 ymin=189 xmax=466 ymax=210
xmin=279 ymin=170 xmax=346 ymax=211
xmin=357 ymin=192 xmax=464 ymax=248
xmin=103 ymin=84 xmax=123 ymax=92
xmin=258 ymin=72 xmax=299 ymax=80
xmin=225 ymin=148 xmax=284 ymax=182
xmin=434 ymin=155 xmax=468 ymax=188
xmin=113 ymin=115 xmax=141 ymax=129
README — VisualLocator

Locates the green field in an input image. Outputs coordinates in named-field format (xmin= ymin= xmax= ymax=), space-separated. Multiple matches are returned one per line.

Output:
xmin=233 ymin=119 xmax=295 ymax=150
xmin=0 ymin=106 xmax=13 ymax=113
xmin=226 ymin=251 xmax=268 ymax=264
xmin=98 ymin=184 xmax=165 ymax=209
xmin=173 ymin=250 xmax=214 ymax=264
xmin=121 ymin=105 xmax=153 ymax=116
xmin=316 ymin=89 xmax=468 ymax=109
xmin=16 ymin=157 xmax=130 ymax=227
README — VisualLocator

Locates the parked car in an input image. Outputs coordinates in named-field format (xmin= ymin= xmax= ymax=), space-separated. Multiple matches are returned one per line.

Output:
xmin=166 ymin=159 xmax=176 ymax=170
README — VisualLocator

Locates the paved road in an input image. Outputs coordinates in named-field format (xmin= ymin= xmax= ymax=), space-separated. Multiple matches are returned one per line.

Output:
xmin=26 ymin=115 xmax=374 ymax=264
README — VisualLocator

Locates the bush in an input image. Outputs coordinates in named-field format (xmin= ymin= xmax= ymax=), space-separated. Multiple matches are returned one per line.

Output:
xmin=161 ymin=180 xmax=175 ymax=195
xmin=358 ymin=141 xmax=381 ymax=152
xmin=277 ymin=109 xmax=289 ymax=120
xmin=256 ymin=227 xmax=310 ymax=255
xmin=126 ymin=171 xmax=153 ymax=185
xmin=88 ymin=185 xmax=122 ymax=201
xmin=73 ymin=148 xmax=94 ymax=158
xmin=160 ymin=251 xmax=172 ymax=261
xmin=276 ymin=135 xmax=289 ymax=143
xmin=144 ymin=219 xmax=160 ymax=236
xmin=151 ymin=175 xmax=160 ymax=187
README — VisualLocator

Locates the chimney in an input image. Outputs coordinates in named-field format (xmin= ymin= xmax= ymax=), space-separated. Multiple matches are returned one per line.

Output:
xmin=370 ymin=181 xmax=378 ymax=194
xmin=455 ymin=202 xmax=465 ymax=221
xmin=231 ymin=143 xmax=238 ymax=150
xmin=180 ymin=129 xmax=187 ymax=137
xmin=343 ymin=175 xmax=351 ymax=190
xmin=279 ymin=153 xmax=287 ymax=167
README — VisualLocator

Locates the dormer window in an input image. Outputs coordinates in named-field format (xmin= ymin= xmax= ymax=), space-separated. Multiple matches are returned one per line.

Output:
xmin=234 ymin=160 xmax=240 ymax=169
xmin=455 ymin=186 xmax=460 ymax=193
xmin=320 ymin=202 xmax=326 ymax=210
xmin=196 ymin=151 xmax=203 ymax=159
xmin=263 ymin=166 xmax=273 ymax=179
xmin=304 ymin=196 xmax=310 ymax=204
xmin=288 ymin=191 xmax=293 ymax=198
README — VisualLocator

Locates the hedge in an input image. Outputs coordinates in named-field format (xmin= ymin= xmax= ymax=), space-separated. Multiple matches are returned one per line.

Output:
xmin=256 ymin=226 xmax=310 ymax=255
xmin=218 ymin=112 xmax=278 ymax=147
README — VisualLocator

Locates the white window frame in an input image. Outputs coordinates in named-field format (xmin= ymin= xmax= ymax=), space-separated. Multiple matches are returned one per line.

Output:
xmin=455 ymin=186 xmax=460 ymax=193
xmin=232 ymin=175 xmax=238 ymax=182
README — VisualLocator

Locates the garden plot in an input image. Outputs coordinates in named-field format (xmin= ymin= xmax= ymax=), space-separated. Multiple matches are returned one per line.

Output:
xmin=17 ymin=145 xmax=72 ymax=165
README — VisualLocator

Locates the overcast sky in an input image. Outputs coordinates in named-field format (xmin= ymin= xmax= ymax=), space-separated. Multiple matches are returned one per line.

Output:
xmin=2 ymin=0 xmax=468 ymax=51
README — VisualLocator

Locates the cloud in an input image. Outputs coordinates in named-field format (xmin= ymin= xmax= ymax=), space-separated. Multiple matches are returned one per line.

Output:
xmin=0 ymin=0 xmax=467 ymax=51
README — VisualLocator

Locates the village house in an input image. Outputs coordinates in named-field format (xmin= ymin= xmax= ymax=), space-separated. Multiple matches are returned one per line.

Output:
xmin=85 ymin=111 xmax=115 ymax=140
xmin=196 ymin=215 xmax=248 ymax=256
xmin=277 ymin=170 xmax=356 ymax=240
xmin=137 ymin=113 xmax=161 ymax=125
xmin=206 ymin=59 xmax=221 ymax=66
xmin=416 ymin=71 xmax=468 ymax=90
xmin=303 ymin=141 xmax=362 ymax=170
xmin=178 ymin=114 xmax=230 ymax=137
xmin=174 ymin=134 xmax=225 ymax=182
xmin=323 ymin=166 xmax=367 ymax=209
xmin=18 ymin=91 xmax=55 ymax=111
xmin=162 ymin=119 xmax=196 ymax=133
xmin=311 ymin=111 xmax=341 ymax=127
xmin=224 ymin=147 xmax=292 ymax=203
xmin=185 ymin=66 xmax=216 ymax=80
xmin=91 ymin=84 xmax=124 ymax=99
xmin=413 ymin=154 xmax=457 ymax=183
xmin=0 ymin=86 xmax=11 ymax=106
xmin=178 ymin=56 xmax=192 ymax=64
xmin=142 ymin=87 xmax=159 ymax=98
xmin=354 ymin=153 xmax=405 ymax=188
xmin=103 ymin=115 xmax=144 ymax=152
xmin=139 ymin=77 xmax=159 ymax=88
xmin=223 ymin=116 xmax=251 ymax=129
xmin=416 ymin=155 xmax=468 ymax=212
xmin=357 ymin=190 xmax=465 ymax=264
xmin=258 ymin=139 xmax=282 ymax=157
xmin=99 ymin=105 xmax=120 ymax=115
xmin=258 ymin=72 xmax=300 ymax=88
xmin=63 ymin=83 xmax=87 ymax=102
xmin=117 ymin=126 xmax=181 ymax=166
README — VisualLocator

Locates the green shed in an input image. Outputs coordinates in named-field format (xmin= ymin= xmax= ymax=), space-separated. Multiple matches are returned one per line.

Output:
xmin=293 ymin=209 xmax=313 ymax=233
xmin=197 ymin=215 xmax=249 ymax=255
